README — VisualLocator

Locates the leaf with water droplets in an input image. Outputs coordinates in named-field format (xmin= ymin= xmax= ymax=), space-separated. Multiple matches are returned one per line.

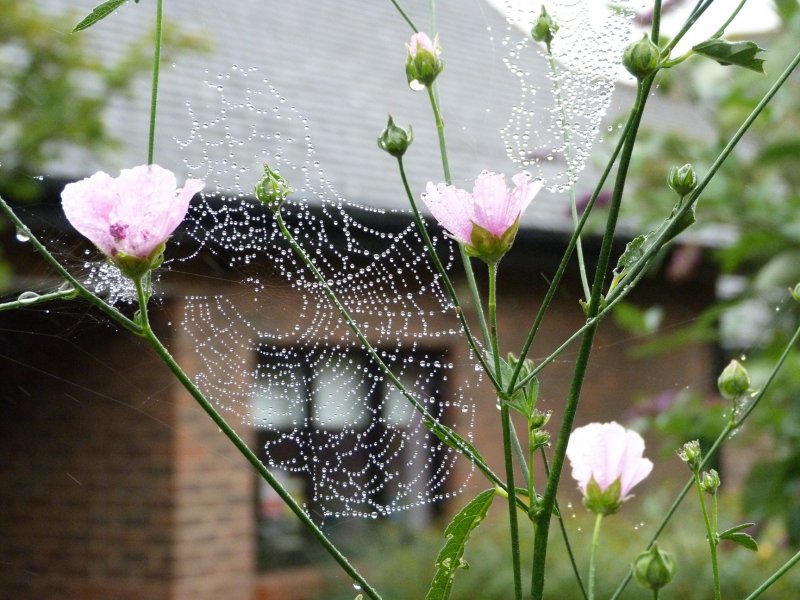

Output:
xmin=426 ymin=489 xmax=495 ymax=600
xmin=73 ymin=0 xmax=128 ymax=33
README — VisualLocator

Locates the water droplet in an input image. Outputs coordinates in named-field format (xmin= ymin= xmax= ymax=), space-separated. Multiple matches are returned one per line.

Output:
xmin=15 ymin=228 xmax=29 ymax=242
xmin=17 ymin=291 xmax=40 ymax=305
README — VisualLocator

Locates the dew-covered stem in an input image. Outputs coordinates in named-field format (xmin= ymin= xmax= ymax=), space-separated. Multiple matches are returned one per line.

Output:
xmin=274 ymin=211 xmax=515 ymax=498
xmin=546 ymin=51 xmax=591 ymax=302
xmin=663 ymin=0 xmax=715 ymax=55
xmin=0 ymin=287 xmax=77 ymax=312
xmin=490 ymin=261 xmax=522 ymax=600
xmin=0 ymin=194 xmax=142 ymax=336
xmin=396 ymin=157 xmax=500 ymax=390
xmin=531 ymin=78 xmax=653 ymax=600
xmin=425 ymin=84 xmax=492 ymax=349
xmin=147 ymin=0 xmax=164 ymax=164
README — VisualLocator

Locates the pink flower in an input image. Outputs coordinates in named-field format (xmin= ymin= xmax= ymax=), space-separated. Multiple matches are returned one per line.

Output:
xmin=421 ymin=171 xmax=542 ymax=263
xmin=408 ymin=32 xmax=437 ymax=57
xmin=62 ymin=165 xmax=204 ymax=271
xmin=566 ymin=422 xmax=653 ymax=513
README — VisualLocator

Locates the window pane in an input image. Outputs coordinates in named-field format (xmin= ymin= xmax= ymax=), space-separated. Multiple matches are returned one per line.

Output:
xmin=311 ymin=354 xmax=371 ymax=429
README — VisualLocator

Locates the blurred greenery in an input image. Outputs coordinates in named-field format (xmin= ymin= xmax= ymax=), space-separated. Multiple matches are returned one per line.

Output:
xmin=619 ymin=0 xmax=800 ymax=546
xmin=322 ymin=490 xmax=800 ymax=599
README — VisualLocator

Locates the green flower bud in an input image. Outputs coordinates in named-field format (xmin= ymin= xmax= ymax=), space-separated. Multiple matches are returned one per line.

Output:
xmin=378 ymin=115 xmax=413 ymax=158
xmin=531 ymin=429 xmax=551 ymax=449
xmin=678 ymin=440 xmax=702 ymax=471
xmin=668 ymin=163 xmax=698 ymax=196
xmin=717 ymin=359 xmax=750 ymax=402
xmin=531 ymin=5 xmax=559 ymax=52
xmin=255 ymin=164 xmax=291 ymax=213
xmin=623 ymin=34 xmax=660 ymax=79
xmin=633 ymin=543 xmax=677 ymax=592
xmin=529 ymin=409 xmax=551 ymax=431
xmin=701 ymin=469 xmax=721 ymax=495
xmin=405 ymin=32 xmax=443 ymax=90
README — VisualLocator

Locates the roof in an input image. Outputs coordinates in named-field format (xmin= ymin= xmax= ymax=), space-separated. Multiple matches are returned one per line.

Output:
xmin=31 ymin=0 xmax=717 ymax=240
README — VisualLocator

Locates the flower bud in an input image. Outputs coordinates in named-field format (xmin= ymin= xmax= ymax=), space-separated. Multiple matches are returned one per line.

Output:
xmin=531 ymin=5 xmax=559 ymax=52
xmin=529 ymin=409 xmax=551 ymax=431
xmin=718 ymin=359 xmax=750 ymax=402
xmin=701 ymin=469 xmax=721 ymax=495
xmin=255 ymin=164 xmax=291 ymax=213
xmin=678 ymin=440 xmax=702 ymax=471
xmin=623 ymin=34 xmax=660 ymax=79
xmin=378 ymin=115 xmax=413 ymax=158
xmin=405 ymin=32 xmax=443 ymax=90
xmin=531 ymin=429 xmax=551 ymax=449
xmin=668 ymin=163 xmax=698 ymax=196
xmin=633 ymin=543 xmax=676 ymax=592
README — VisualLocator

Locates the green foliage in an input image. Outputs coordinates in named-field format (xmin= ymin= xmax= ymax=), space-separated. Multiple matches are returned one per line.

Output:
xmin=0 ymin=0 xmax=208 ymax=201
xmin=73 ymin=0 xmax=130 ymax=32
xmin=426 ymin=489 xmax=496 ymax=600
xmin=692 ymin=39 xmax=766 ymax=73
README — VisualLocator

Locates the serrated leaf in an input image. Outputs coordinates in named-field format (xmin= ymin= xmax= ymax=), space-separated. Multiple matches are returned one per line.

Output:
xmin=73 ymin=0 xmax=128 ymax=32
xmin=719 ymin=522 xmax=756 ymax=537
xmin=692 ymin=39 xmax=766 ymax=73
xmin=426 ymin=489 xmax=496 ymax=600
xmin=719 ymin=530 xmax=758 ymax=552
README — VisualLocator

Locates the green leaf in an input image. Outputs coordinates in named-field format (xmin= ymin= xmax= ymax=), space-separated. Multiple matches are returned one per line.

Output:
xmin=692 ymin=39 xmax=766 ymax=73
xmin=73 ymin=0 xmax=128 ymax=33
xmin=718 ymin=522 xmax=756 ymax=537
xmin=719 ymin=531 xmax=759 ymax=552
xmin=426 ymin=489 xmax=496 ymax=600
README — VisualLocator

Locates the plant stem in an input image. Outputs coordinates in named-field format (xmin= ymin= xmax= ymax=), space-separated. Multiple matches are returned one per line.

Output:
xmin=744 ymin=547 xmax=800 ymax=599
xmin=540 ymin=449 xmax=588 ymax=600
xmin=530 ymin=78 xmax=652 ymax=600
xmin=389 ymin=0 xmax=418 ymax=32
xmin=588 ymin=513 xmax=604 ymax=600
xmin=0 ymin=287 xmax=77 ymax=312
xmin=0 ymin=195 xmax=141 ymax=335
xmin=425 ymin=85 xmax=491 ymax=349
xmin=693 ymin=470 xmax=721 ymax=600
xmin=274 ymin=211 xmax=514 ymax=498
xmin=489 ymin=261 xmax=522 ymax=600
xmin=546 ymin=52 xmax=591 ymax=302
xmin=132 ymin=288 xmax=382 ymax=600
xmin=712 ymin=0 xmax=748 ymax=39
xmin=147 ymin=0 xmax=164 ymax=164
xmin=396 ymin=158 xmax=499 ymax=390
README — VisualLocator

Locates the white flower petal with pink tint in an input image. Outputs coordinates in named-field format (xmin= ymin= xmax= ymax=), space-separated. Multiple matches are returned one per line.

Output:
xmin=62 ymin=165 xmax=204 ymax=262
xmin=566 ymin=421 xmax=653 ymax=499
xmin=408 ymin=32 xmax=436 ymax=57
xmin=421 ymin=171 xmax=542 ymax=250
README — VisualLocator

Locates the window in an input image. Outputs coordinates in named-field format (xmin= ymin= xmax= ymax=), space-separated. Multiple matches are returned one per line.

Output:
xmin=252 ymin=346 xmax=447 ymax=570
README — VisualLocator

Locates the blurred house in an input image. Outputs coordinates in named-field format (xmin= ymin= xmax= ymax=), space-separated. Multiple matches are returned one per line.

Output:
xmin=1 ymin=1 xmax=719 ymax=599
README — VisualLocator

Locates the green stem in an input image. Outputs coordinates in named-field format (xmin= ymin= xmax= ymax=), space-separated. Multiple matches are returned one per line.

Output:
xmin=274 ymin=211 xmax=513 ymax=497
xmin=425 ymin=85 xmax=491 ymax=349
xmin=132 ymin=289 xmax=381 ymax=600
xmin=540 ymin=449 xmax=588 ymax=600
xmin=744 ymin=547 xmax=800 ymax=600
xmin=490 ymin=261 xmax=522 ymax=600
xmin=531 ymin=78 xmax=652 ymax=600
xmin=389 ymin=0 xmax=418 ymax=32
xmin=588 ymin=513 xmax=604 ymax=600
xmin=663 ymin=0 xmax=714 ymax=55
xmin=147 ymin=0 xmax=164 ymax=164
xmin=0 ymin=287 xmax=78 ymax=312
xmin=712 ymin=0 xmax=749 ymax=39
xmin=505 ymin=93 xmax=640 ymax=396
xmin=545 ymin=53 xmax=590 ymax=301
xmin=610 ymin=317 xmax=800 ymax=599
xmin=396 ymin=157 xmax=500 ymax=391
xmin=651 ymin=0 xmax=663 ymax=46
xmin=694 ymin=470 xmax=721 ymax=600
xmin=0 ymin=194 xmax=141 ymax=336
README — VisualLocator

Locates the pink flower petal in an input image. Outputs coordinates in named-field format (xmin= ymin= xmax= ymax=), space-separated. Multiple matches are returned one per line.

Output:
xmin=421 ymin=182 xmax=474 ymax=244
xmin=408 ymin=32 xmax=436 ymax=57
